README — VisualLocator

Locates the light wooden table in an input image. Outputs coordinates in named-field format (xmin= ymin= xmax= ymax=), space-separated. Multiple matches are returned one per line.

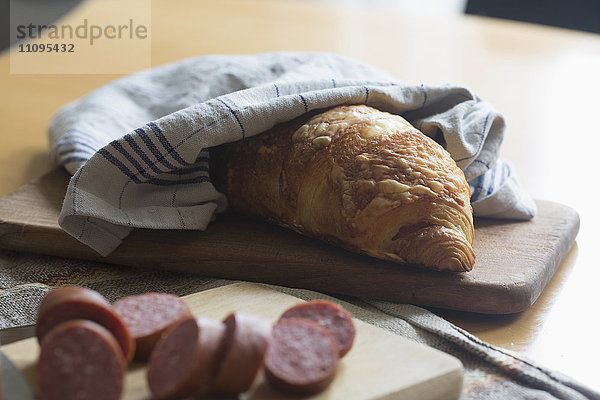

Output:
xmin=1 ymin=0 xmax=599 ymax=393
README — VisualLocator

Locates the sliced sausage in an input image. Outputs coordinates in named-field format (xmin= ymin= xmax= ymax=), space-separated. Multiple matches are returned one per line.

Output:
xmin=37 ymin=319 xmax=126 ymax=400
xmin=147 ymin=316 xmax=227 ymax=399
xmin=36 ymin=286 xmax=134 ymax=362
xmin=211 ymin=312 xmax=272 ymax=395
xmin=113 ymin=293 xmax=192 ymax=361
xmin=279 ymin=300 xmax=356 ymax=357
xmin=265 ymin=318 xmax=338 ymax=395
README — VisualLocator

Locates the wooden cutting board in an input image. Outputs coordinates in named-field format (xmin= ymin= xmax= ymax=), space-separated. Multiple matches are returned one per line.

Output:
xmin=0 ymin=282 xmax=464 ymax=400
xmin=0 ymin=169 xmax=579 ymax=314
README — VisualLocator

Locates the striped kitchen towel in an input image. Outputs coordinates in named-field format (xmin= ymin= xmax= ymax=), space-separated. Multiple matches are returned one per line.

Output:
xmin=49 ymin=52 xmax=537 ymax=256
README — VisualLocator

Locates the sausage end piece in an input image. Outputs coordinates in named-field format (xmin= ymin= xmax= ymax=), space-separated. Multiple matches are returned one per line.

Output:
xmin=265 ymin=318 xmax=338 ymax=395
xmin=37 ymin=319 xmax=126 ymax=400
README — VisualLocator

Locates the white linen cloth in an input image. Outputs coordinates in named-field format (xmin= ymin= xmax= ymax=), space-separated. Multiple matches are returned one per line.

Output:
xmin=49 ymin=52 xmax=536 ymax=256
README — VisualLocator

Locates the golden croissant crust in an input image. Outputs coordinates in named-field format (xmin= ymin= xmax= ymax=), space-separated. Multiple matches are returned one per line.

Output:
xmin=211 ymin=105 xmax=475 ymax=271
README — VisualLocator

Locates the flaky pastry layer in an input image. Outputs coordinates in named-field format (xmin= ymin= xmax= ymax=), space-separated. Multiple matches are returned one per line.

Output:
xmin=211 ymin=105 xmax=475 ymax=271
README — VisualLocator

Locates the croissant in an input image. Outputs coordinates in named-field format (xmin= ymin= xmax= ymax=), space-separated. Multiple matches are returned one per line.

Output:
xmin=210 ymin=105 xmax=475 ymax=272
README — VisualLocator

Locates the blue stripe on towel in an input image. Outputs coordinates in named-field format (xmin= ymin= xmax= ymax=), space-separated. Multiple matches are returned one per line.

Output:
xmin=217 ymin=98 xmax=246 ymax=139
xmin=135 ymin=127 xmax=178 ymax=170
xmin=58 ymin=148 xmax=94 ymax=158
xmin=146 ymin=122 xmax=191 ymax=166
xmin=470 ymin=175 xmax=485 ymax=202
xmin=470 ymin=161 xmax=509 ymax=202
xmin=110 ymin=140 xmax=157 ymax=181
xmin=164 ymin=164 xmax=208 ymax=175
xmin=56 ymin=141 xmax=99 ymax=155
xmin=99 ymin=147 xmax=210 ymax=186
xmin=62 ymin=156 xmax=90 ymax=165
xmin=58 ymin=129 xmax=106 ymax=147
xmin=485 ymin=163 xmax=497 ymax=197
xmin=123 ymin=133 xmax=164 ymax=175
xmin=299 ymin=94 xmax=308 ymax=112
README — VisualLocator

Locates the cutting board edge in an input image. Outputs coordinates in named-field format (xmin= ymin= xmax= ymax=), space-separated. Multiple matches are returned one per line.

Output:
xmin=525 ymin=206 xmax=580 ymax=309
xmin=0 ymin=209 xmax=579 ymax=314
xmin=0 ymin=168 xmax=581 ymax=314
xmin=381 ymin=366 xmax=464 ymax=400
xmin=1 ymin=282 xmax=466 ymax=400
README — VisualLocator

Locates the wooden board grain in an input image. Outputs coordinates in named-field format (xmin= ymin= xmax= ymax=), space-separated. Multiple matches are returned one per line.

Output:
xmin=0 ymin=169 xmax=580 ymax=314
xmin=1 ymin=282 xmax=464 ymax=400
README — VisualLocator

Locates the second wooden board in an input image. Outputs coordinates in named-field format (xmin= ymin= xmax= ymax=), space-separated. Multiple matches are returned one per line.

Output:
xmin=1 ymin=282 xmax=464 ymax=400
xmin=0 ymin=169 xmax=580 ymax=314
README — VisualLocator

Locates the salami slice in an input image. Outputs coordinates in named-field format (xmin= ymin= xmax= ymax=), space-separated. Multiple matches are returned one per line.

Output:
xmin=37 ymin=320 xmax=126 ymax=400
xmin=279 ymin=300 xmax=356 ymax=357
xmin=113 ymin=293 xmax=192 ymax=361
xmin=36 ymin=286 xmax=134 ymax=362
xmin=265 ymin=318 xmax=338 ymax=395
xmin=211 ymin=312 xmax=272 ymax=395
xmin=147 ymin=316 xmax=227 ymax=399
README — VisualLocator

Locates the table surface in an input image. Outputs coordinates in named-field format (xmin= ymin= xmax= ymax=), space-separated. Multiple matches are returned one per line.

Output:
xmin=1 ymin=0 xmax=599 ymax=393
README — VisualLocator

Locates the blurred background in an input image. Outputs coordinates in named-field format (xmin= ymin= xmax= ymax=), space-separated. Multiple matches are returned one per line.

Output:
xmin=3 ymin=0 xmax=599 ymax=54
xmin=296 ymin=0 xmax=600 ymax=34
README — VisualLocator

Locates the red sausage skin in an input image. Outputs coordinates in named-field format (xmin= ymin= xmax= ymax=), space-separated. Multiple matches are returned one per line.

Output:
xmin=211 ymin=312 xmax=272 ymax=395
xmin=36 ymin=286 xmax=135 ymax=362
xmin=147 ymin=316 xmax=227 ymax=399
